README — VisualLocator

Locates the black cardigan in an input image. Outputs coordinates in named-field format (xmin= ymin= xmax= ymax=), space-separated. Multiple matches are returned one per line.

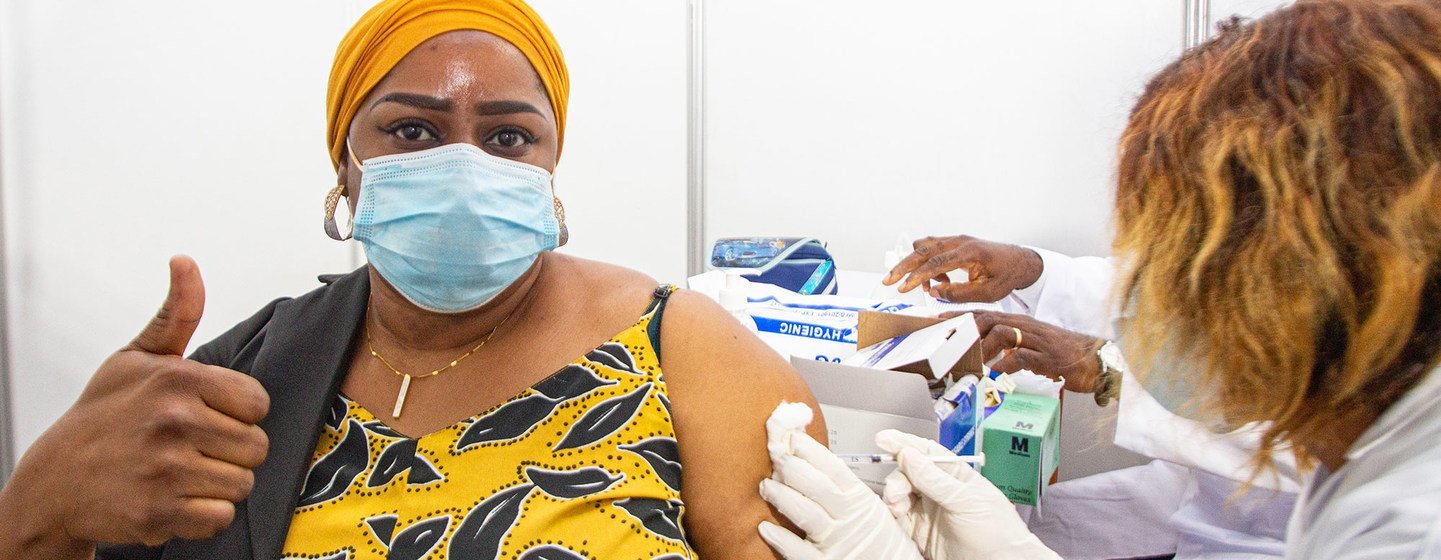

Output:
xmin=98 ymin=268 xmax=371 ymax=560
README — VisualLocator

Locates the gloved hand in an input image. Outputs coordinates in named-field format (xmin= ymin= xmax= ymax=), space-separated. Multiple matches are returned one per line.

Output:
xmin=758 ymin=403 xmax=923 ymax=560
xmin=877 ymin=429 xmax=1060 ymax=560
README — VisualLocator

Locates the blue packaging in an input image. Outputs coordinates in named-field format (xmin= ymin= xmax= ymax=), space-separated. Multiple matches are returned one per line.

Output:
xmin=709 ymin=237 xmax=839 ymax=295
xmin=939 ymin=375 xmax=1008 ymax=456
xmin=939 ymin=387 xmax=979 ymax=455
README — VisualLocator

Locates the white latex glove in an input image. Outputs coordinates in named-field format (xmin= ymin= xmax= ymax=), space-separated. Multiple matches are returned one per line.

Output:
xmin=758 ymin=403 xmax=923 ymax=560
xmin=877 ymin=429 xmax=1060 ymax=560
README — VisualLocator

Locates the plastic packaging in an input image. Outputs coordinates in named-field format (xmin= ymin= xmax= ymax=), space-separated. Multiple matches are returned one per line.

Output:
xmin=939 ymin=376 xmax=981 ymax=455
xmin=690 ymin=270 xmax=916 ymax=362
xmin=1010 ymin=370 xmax=1065 ymax=399
xmin=937 ymin=372 xmax=1019 ymax=457
xmin=934 ymin=375 xmax=975 ymax=420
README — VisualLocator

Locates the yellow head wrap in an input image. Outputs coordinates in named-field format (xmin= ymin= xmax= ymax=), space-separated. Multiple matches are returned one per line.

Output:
xmin=326 ymin=0 xmax=569 ymax=170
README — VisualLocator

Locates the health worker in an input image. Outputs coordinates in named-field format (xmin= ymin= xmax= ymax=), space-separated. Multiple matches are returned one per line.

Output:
xmin=879 ymin=236 xmax=1299 ymax=560
xmin=880 ymin=243 xmax=1300 ymax=557
xmin=757 ymin=1 xmax=1441 ymax=559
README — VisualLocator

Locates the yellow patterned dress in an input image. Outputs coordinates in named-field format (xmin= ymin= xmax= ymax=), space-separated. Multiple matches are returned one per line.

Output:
xmin=280 ymin=287 xmax=694 ymax=560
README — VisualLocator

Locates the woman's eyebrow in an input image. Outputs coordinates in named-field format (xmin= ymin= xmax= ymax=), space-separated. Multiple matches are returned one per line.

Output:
xmin=476 ymin=100 xmax=543 ymax=116
xmin=371 ymin=92 xmax=453 ymax=111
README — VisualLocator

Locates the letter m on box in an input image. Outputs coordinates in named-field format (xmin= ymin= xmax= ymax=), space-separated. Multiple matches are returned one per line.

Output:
xmin=1011 ymin=436 xmax=1030 ymax=454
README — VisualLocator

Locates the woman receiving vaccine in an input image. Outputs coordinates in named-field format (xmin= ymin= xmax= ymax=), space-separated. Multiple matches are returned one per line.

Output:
xmin=0 ymin=1 xmax=824 ymax=558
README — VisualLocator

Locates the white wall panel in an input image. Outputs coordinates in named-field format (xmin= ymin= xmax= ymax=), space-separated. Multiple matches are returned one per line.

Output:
xmin=529 ymin=0 xmax=689 ymax=284
xmin=0 ymin=0 xmax=687 ymax=459
xmin=704 ymin=0 xmax=1185 ymax=266
xmin=0 ymin=1 xmax=357 ymax=457
xmin=703 ymin=0 xmax=1186 ymax=480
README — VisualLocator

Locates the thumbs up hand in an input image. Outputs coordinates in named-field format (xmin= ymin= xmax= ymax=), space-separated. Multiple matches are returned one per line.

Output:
xmin=0 ymin=256 xmax=271 ymax=554
xmin=129 ymin=253 xmax=210 ymax=357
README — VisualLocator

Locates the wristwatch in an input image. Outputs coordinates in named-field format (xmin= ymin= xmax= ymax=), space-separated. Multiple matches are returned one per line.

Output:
xmin=1093 ymin=341 xmax=1126 ymax=407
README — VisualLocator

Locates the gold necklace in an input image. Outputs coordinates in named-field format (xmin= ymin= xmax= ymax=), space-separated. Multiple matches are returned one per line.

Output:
xmin=365 ymin=311 xmax=516 ymax=419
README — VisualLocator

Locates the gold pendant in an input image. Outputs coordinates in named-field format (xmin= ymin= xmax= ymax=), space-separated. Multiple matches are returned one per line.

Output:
xmin=392 ymin=374 xmax=412 ymax=418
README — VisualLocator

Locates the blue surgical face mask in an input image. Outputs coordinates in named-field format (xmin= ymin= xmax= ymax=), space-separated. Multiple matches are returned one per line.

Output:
xmin=1112 ymin=316 xmax=1208 ymax=418
xmin=350 ymin=142 xmax=560 ymax=313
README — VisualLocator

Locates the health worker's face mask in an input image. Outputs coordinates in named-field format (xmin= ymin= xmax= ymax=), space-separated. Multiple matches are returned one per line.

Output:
xmin=350 ymin=142 xmax=560 ymax=313
xmin=1112 ymin=316 xmax=1211 ymax=420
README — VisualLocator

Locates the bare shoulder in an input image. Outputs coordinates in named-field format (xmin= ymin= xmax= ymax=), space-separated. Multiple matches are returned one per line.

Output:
xmin=657 ymin=286 xmax=825 ymax=559
xmin=658 ymin=287 xmax=823 ymax=436
xmin=659 ymin=290 xmax=800 ymax=381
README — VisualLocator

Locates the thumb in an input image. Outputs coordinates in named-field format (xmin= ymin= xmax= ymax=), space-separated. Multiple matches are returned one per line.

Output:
xmin=127 ymin=255 xmax=206 ymax=356
xmin=757 ymin=521 xmax=825 ymax=560
xmin=881 ymin=467 xmax=915 ymax=517
xmin=896 ymin=448 xmax=972 ymax=510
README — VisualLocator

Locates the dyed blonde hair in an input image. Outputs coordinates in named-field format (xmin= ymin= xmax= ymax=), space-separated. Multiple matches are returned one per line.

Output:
xmin=1114 ymin=0 xmax=1441 ymax=465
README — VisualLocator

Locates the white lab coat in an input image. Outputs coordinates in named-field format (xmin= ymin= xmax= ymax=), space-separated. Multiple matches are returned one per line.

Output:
xmin=1284 ymin=365 xmax=1441 ymax=559
xmin=1010 ymin=248 xmax=1299 ymax=560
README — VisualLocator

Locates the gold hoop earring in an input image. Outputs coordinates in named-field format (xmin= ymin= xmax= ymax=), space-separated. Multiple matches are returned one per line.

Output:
xmin=554 ymin=196 xmax=569 ymax=246
xmin=324 ymin=184 xmax=353 ymax=241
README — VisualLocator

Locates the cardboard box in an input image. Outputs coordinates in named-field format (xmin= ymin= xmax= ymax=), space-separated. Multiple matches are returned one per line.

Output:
xmin=980 ymin=393 xmax=1061 ymax=506
xmin=792 ymin=311 xmax=1062 ymax=503
xmin=845 ymin=311 xmax=987 ymax=382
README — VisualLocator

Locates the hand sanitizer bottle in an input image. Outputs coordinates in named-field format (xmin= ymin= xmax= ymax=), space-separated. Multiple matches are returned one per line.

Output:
xmin=871 ymin=237 xmax=930 ymax=306
xmin=720 ymin=270 xmax=758 ymax=332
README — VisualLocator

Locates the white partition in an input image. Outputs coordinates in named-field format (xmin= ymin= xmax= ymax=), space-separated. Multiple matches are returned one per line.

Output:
xmin=0 ymin=0 xmax=357 ymax=459
xmin=702 ymin=0 xmax=1186 ymax=480
xmin=0 ymin=0 xmax=687 ymax=459
xmin=531 ymin=0 xmax=689 ymax=284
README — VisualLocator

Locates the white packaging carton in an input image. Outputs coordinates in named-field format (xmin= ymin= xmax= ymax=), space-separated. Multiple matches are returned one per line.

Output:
xmin=791 ymin=357 xmax=938 ymax=491
xmin=844 ymin=311 xmax=987 ymax=382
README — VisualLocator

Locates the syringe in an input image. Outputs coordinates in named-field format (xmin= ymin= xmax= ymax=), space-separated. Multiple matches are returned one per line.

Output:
xmin=836 ymin=453 xmax=981 ymax=464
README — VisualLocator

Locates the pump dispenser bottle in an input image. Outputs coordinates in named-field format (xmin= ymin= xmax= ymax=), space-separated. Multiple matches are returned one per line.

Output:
xmin=871 ymin=235 xmax=930 ymax=306
xmin=720 ymin=270 xmax=758 ymax=332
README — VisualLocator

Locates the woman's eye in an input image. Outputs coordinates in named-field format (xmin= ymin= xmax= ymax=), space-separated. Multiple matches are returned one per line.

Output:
xmin=486 ymin=128 xmax=536 ymax=149
xmin=495 ymin=131 xmax=523 ymax=147
xmin=393 ymin=124 xmax=436 ymax=141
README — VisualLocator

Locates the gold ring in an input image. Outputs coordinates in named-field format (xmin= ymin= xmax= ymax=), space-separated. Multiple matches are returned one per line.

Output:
xmin=1012 ymin=327 xmax=1023 ymax=349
